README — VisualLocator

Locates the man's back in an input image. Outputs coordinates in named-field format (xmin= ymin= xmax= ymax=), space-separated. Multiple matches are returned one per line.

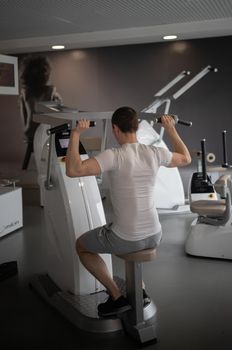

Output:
xmin=95 ymin=142 xmax=172 ymax=240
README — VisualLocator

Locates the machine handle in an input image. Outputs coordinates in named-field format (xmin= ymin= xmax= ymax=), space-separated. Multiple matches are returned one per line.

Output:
xmin=201 ymin=139 xmax=207 ymax=182
xmin=176 ymin=119 xmax=193 ymax=127
xmin=155 ymin=115 xmax=192 ymax=127
xmin=47 ymin=121 xmax=96 ymax=135
xmin=222 ymin=130 xmax=229 ymax=167
xmin=47 ymin=123 xmax=71 ymax=135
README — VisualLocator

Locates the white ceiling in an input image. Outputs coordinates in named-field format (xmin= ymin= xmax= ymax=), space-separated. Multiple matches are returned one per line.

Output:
xmin=1 ymin=0 xmax=232 ymax=54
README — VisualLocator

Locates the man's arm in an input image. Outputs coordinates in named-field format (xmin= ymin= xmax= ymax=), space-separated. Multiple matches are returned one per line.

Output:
xmin=65 ymin=120 xmax=101 ymax=178
xmin=161 ymin=116 xmax=191 ymax=167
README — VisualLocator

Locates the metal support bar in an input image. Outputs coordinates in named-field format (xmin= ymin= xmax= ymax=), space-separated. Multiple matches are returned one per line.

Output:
xmin=101 ymin=119 xmax=110 ymax=152
xmin=142 ymin=98 xmax=167 ymax=114
xmin=159 ymin=98 xmax=171 ymax=141
xmin=45 ymin=134 xmax=54 ymax=190
xmin=125 ymin=261 xmax=144 ymax=325
xmin=173 ymin=65 xmax=217 ymax=100
xmin=222 ymin=130 xmax=229 ymax=168
xmin=201 ymin=139 xmax=207 ymax=183
xmin=154 ymin=70 xmax=190 ymax=97
xmin=142 ymin=65 xmax=217 ymax=141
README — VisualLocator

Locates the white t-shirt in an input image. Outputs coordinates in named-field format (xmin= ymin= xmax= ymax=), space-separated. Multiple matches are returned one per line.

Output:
xmin=95 ymin=143 xmax=172 ymax=241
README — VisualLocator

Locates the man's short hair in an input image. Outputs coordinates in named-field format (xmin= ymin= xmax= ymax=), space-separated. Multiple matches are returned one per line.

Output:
xmin=111 ymin=106 xmax=139 ymax=133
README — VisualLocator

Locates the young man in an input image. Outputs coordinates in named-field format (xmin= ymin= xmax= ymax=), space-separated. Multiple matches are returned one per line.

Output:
xmin=65 ymin=106 xmax=191 ymax=317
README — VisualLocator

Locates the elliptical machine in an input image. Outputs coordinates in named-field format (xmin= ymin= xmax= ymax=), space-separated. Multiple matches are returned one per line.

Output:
xmin=185 ymin=134 xmax=232 ymax=259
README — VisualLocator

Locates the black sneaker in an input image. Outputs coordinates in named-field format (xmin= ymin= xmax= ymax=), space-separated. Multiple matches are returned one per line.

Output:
xmin=143 ymin=289 xmax=151 ymax=307
xmin=98 ymin=295 xmax=131 ymax=317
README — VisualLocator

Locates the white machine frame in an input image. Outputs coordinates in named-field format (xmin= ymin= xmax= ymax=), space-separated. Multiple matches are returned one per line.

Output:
xmin=186 ymin=175 xmax=232 ymax=260
xmin=141 ymin=65 xmax=217 ymax=212
xmin=31 ymin=110 xmax=157 ymax=342
xmin=186 ymin=137 xmax=232 ymax=260
xmin=33 ymin=110 xmax=112 ymax=294
xmin=34 ymin=64 xmax=215 ymax=213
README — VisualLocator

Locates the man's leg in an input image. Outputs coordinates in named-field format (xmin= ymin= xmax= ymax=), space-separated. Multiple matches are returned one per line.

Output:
xmin=76 ymin=237 xmax=122 ymax=300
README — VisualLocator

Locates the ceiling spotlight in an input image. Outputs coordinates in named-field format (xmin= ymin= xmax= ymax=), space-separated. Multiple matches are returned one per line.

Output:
xmin=163 ymin=35 xmax=177 ymax=40
xmin=52 ymin=45 xmax=65 ymax=50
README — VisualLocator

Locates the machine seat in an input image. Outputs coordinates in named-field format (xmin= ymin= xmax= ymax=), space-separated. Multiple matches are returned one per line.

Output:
xmin=117 ymin=248 xmax=156 ymax=262
xmin=191 ymin=199 xmax=226 ymax=217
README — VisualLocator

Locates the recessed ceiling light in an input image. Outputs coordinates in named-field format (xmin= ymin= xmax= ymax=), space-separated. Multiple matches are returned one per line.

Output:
xmin=163 ymin=35 xmax=177 ymax=40
xmin=51 ymin=45 xmax=65 ymax=50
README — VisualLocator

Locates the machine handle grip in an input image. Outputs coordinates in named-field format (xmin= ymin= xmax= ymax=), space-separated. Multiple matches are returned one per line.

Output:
xmin=47 ymin=121 xmax=96 ymax=135
xmin=201 ymin=139 xmax=207 ymax=182
xmin=222 ymin=130 xmax=229 ymax=167
xmin=47 ymin=123 xmax=71 ymax=135
xmin=155 ymin=115 xmax=192 ymax=127
xmin=177 ymin=119 xmax=193 ymax=127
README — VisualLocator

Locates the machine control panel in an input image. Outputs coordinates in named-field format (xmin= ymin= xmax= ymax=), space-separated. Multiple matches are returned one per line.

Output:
xmin=55 ymin=131 xmax=87 ymax=158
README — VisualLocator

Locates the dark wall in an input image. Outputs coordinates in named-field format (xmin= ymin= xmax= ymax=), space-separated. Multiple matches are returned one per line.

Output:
xmin=1 ymin=36 xmax=232 ymax=168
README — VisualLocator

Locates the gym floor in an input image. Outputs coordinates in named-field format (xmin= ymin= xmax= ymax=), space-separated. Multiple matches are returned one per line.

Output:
xmin=1 ymin=187 xmax=232 ymax=350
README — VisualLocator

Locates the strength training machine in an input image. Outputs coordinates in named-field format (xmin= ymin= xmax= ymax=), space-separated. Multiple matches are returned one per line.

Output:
xmin=140 ymin=65 xmax=217 ymax=212
xmin=186 ymin=133 xmax=232 ymax=259
xmin=30 ymin=107 xmax=160 ymax=344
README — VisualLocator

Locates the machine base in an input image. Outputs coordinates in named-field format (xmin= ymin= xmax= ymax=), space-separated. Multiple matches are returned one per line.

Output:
xmin=120 ymin=305 xmax=157 ymax=344
xmin=30 ymin=274 xmax=122 ymax=334
xmin=30 ymin=274 xmax=157 ymax=343
xmin=115 ymin=276 xmax=158 ymax=343
xmin=185 ymin=218 xmax=232 ymax=259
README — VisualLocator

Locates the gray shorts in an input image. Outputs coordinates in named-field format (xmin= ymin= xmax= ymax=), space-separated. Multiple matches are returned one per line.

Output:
xmin=80 ymin=223 xmax=162 ymax=255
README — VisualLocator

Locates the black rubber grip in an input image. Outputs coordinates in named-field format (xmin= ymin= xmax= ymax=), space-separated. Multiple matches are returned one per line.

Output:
xmin=201 ymin=139 xmax=207 ymax=182
xmin=222 ymin=130 xmax=228 ymax=167
xmin=47 ymin=123 xmax=71 ymax=135
xmin=47 ymin=121 xmax=96 ymax=135
xmin=155 ymin=116 xmax=192 ymax=127
xmin=87 ymin=121 xmax=96 ymax=127
xmin=177 ymin=119 xmax=192 ymax=127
